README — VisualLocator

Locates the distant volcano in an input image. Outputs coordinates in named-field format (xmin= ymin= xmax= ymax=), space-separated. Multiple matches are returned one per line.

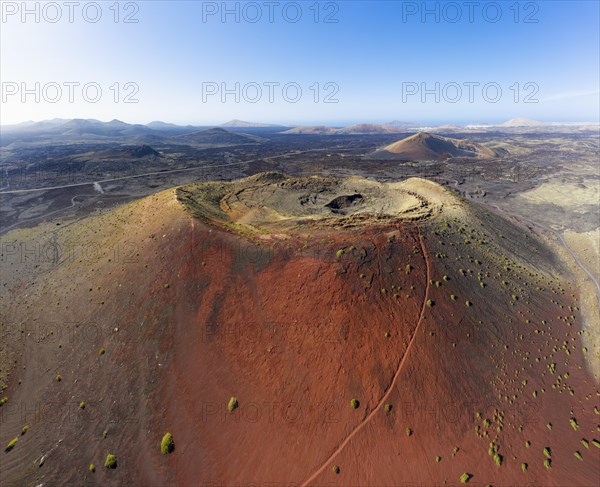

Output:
xmin=369 ymin=132 xmax=499 ymax=161
xmin=173 ymin=127 xmax=263 ymax=145
xmin=221 ymin=119 xmax=283 ymax=128
xmin=335 ymin=124 xmax=405 ymax=134
xmin=121 ymin=145 xmax=161 ymax=158
xmin=500 ymin=117 xmax=544 ymax=127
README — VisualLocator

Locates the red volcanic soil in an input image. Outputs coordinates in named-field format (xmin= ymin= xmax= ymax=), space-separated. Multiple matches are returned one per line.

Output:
xmin=149 ymin=221 xmax=427 ymax=487
xmin=0 ymin=183 xmax=598 ymax=486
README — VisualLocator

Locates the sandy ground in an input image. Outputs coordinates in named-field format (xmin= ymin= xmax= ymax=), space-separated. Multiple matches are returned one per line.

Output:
xmin=562 ymin=228 xmax=600 ymax=380
xmin=564 ymin=228 xmax=600 ymax=282
xmin=519 ymin=181 xmax=599 ymax=208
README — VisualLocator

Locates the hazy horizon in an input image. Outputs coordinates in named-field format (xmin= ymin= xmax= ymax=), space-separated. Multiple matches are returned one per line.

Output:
xmin=3 ymin=115 xmax=599 ymax=129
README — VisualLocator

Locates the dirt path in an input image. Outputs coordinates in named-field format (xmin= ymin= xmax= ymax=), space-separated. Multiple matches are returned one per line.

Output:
xmin=0 ymin=194 xmax=93 ymax=233
xmin=299 ymin=224 xmax=431 ymax=486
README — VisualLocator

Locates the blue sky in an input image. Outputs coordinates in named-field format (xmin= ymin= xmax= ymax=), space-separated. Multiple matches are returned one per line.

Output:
xmin=1 ymin=0 xmax=599 ymax=125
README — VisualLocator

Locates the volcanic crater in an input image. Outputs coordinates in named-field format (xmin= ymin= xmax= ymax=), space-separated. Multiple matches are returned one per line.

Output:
xmin=177 ymin=172 xmax=437 ymax=233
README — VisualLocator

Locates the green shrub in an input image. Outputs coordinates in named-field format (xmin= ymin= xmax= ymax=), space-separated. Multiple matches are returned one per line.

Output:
xmin=465 ymin=300 xmax=472 ymax=307
xmin=5 ymin=437 xmax=18 ymax=452
xmin=228 ymin=397 xmax=239 ymax=412
xmin=493 ymin=453 xmax=503 ymax=466
xmin=55 ymin=374 xmax=62 ymax=382
xmin=574 ymin=451 xmax=583 ymax=461
xmin=405 ymin=427 xmax=413 ymax=437
xmin=89 ymin=464 xmax=96 ymax=472
xmin=99 ymin=348 xmax=106 ymax=355
xmin=384 ymin=404 xmax=392 ymax=413
xmin=21 ymin=425 xmax=29 ymax=435
xmin=0 ymin=396 xmax=7 ymax=406
xmin=426 ymin=299 xmax=434 ymax=308
xmin=521 ymin=463 xmax=528 ymax=472
xmin=543 ymin=447 xmax=551 ymax=459
xmin=592 ymin=439 xmax=600 ymax=449
xmin=332 ymin=465 xmax=340 ymax=474
xmin=435 ymin=456 xmax=441 ymax=463
xmin=581 ymin=439 xmax=589 ymax=449
xmin=161 ymin=433 xmax=175 ymax=454
xmin=570 ymin=418 xmax=579 ymax=430
xmin=544 ymin=459 xmax=551 ymax=469
xmin=459 ymin=472 xmax=472 ymax=483
xmin=336 ymin=249 xmax=345 ymax=258
xmin=350 ymin=399 xmax=360 ymax=409
xmin=104 ymin=454 xmax=117 ymax=469
xmin=79 ymin=402 xmax=86 ymax=409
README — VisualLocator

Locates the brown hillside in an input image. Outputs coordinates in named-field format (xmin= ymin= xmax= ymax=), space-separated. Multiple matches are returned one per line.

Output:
xmin=370 ymin=132 xmax=499 ymax=161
